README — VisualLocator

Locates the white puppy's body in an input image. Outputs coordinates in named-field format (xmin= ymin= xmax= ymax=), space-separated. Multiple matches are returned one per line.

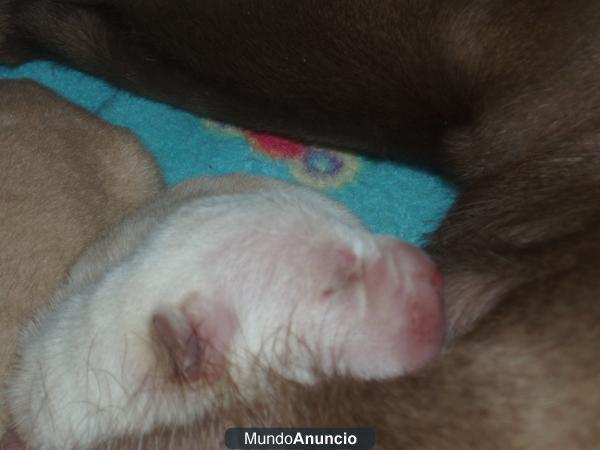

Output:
xmin=9 ymin=176 xmax=443 ymax=450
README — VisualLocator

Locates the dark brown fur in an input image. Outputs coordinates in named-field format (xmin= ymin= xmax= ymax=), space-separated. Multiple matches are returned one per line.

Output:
xmin=2 ymin=0 xmax=600 ymax=448
xmin=0 ymin=79 xmax=164 ymax=435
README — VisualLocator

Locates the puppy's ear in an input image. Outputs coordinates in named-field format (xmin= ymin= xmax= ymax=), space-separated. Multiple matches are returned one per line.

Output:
xmin=152 ymin=293 xmax=238 ymax=383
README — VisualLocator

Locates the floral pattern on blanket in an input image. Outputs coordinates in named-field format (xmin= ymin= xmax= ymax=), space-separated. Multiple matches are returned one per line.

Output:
xmin=203 ymin=119 xmax=360 ymax=189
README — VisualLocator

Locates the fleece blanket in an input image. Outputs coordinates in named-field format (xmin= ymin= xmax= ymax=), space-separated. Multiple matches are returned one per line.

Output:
xmin=0 ymin=61 xmax=456 ymax=246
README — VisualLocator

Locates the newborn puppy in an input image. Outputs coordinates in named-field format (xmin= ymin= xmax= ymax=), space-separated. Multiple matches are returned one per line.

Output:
xmin=7 ymin=175 xmax=444 ymax=450
xmin=0 ymin=79 xmax=163 ymax=436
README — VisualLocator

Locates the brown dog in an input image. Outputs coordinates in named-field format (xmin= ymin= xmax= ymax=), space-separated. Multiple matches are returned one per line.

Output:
xmin=2 ymin=1 xmax=600 ymax=448
xmin=0 ymin=79 xmax=163 ymax=436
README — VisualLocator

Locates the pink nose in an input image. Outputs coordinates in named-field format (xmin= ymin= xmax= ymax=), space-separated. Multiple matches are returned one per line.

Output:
xmin=398 ymin=243 xmax=445 ymax=370
xmin=367 ymin=238 xmax=445 ymax=372
xmin=403 ymin=263 xmax=445 ymax=371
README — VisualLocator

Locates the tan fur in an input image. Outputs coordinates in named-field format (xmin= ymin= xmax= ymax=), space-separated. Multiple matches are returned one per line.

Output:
xmin=0 ymin=79 xmax=164 ymax=433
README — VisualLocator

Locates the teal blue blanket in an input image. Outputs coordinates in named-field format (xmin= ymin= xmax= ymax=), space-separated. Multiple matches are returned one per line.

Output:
xmin=0 ymin=61 xmax=456 ymax=245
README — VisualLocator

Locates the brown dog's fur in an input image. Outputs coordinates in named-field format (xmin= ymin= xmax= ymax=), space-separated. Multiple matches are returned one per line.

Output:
xmin=0 ymin=79 xmax=164 ymax=434
xmin=2 ymin=0 xmax=600 ymax=448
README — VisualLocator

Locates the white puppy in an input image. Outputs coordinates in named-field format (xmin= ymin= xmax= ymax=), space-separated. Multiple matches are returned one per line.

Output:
xmin=8 ymin=175 xmax=444 ymax=450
